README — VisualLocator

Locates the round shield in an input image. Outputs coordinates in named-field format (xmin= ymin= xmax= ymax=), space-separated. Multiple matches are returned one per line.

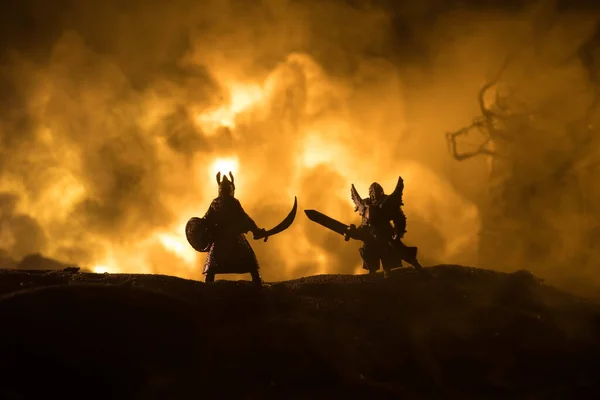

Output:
xmin=185 ymin=217 xmax=213 ymax=253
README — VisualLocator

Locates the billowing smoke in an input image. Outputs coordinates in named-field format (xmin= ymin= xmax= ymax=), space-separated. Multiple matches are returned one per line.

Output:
xmin=0 ymin=0 xmax=598 ymax=290
xmin=432 ymin=1 xmax=600 ymax=293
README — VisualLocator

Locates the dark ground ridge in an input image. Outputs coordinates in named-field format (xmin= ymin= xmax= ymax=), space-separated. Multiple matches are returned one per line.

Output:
xmin=0 ymin=264 xmax=599 ymax=399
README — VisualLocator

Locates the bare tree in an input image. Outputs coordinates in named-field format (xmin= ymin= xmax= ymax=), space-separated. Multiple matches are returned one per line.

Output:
xmin=445 ymin=57 xmax=517 ymax=161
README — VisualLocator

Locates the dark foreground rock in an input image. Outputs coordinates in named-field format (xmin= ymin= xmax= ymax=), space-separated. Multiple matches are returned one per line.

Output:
xmin=0 ymin=265 xmax=599 ymax=399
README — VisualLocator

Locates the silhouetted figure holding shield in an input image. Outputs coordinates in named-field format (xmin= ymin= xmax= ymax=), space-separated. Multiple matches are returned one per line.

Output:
xmin=186 ymin=171 xmax=297 ymax=287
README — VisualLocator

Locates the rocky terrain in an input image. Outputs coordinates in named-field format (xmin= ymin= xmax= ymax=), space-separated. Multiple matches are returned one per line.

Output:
xmin=0 ymin=265 xmax=599 ymax=399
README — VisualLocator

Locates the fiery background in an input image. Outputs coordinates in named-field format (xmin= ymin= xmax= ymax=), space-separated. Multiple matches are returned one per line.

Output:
xmin=0 ymin=0 xmax=599 ymax=288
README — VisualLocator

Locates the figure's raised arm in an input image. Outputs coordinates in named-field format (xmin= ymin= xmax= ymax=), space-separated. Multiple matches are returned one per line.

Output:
xmin=234 ymin=199 xmax=263 ymax=236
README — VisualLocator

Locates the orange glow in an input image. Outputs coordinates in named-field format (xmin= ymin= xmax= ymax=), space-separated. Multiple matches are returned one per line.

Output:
xmin=195 ymin=83 xmax=266 ymax=135
xmin=1 ymin=32 xmax=484 ymax=282
xmin=2 ymin=1 xmax=599 ymax=297
xmin=157 ymin=233 xmax=197 ymax=264
xmin=14 ymin=56 xmax=483 ymax=281
xmin=301 ymin=134 xmax=338 ymax=168
xmin=210 ymin=157 xmax=239 ymax=178
xmin=91 ymin=264 xmax=118 ymax=274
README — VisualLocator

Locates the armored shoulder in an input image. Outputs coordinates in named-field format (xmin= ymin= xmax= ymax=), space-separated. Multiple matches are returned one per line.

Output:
xmin=233 ymin=198 xmax=245 ymax=209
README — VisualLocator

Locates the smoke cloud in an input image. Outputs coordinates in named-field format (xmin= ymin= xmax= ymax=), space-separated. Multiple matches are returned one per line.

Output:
xmin=1 ymin=0 xmax=599 ymax=294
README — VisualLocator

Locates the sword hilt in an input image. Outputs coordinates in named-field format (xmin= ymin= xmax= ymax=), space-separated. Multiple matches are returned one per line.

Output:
xmin=344 ymin=224 xmax=358 ymax=241
xmin=253 ymin=228 xmax=269 ymax=242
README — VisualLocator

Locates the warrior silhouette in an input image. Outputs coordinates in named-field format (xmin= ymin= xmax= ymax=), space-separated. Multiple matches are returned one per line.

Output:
xmin=201 ymin=172 xmax=266 ymax=285
xmin=186 ymin=171 xmax=297 ymax=287
xmin=304 ymin=176 xmax=422 ymax=278
xmin=348 ymin=178 xmax=422 ymax=277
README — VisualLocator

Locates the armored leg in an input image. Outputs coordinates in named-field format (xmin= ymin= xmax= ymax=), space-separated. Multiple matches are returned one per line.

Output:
xmin=250 ymin=270 xmax=263 ymax=287
xmin=381 ymin=252 xmax=402 ymax=279
xmin=402 ymin=253 xmax=423 ymax=270
xmin=204 ymin=272 xmax=215 ymax=283
xmin=359 ymin=245 xmax=380 ymax=274
xmin=412 ymin=259 xmax=424 ymax=270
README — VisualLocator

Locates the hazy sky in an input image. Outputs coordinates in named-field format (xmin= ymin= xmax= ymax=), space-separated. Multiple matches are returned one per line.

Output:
xmin=1 ymin=0 xmax=600 ymax=287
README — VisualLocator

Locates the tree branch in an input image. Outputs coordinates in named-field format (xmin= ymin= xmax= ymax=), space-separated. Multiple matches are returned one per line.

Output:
xmin=446 ymin=125 xmax=498 ymax=161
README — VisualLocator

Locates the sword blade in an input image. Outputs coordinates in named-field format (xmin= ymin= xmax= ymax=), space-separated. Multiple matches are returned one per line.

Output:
xmin=255 ymin=197 xmax=298 ymax=239
xmin=305 ymin=210 xmax=423 ymax=268
xmin=304 ymin=209 xmax=349 ymax=236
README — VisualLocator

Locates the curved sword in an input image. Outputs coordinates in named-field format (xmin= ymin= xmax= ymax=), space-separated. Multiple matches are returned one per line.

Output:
xmin=253 ymin=196 xmax=297 ymax=242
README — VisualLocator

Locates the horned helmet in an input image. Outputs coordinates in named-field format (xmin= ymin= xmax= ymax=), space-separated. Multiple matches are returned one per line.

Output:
xmin=368 ymin=182 xmax=384 ymax=202
xmin=216 ymin=171 xmax=235 ymax=198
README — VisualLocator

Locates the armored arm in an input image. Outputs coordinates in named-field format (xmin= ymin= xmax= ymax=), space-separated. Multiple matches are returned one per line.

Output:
xmin=235 ymin=199 xmax=264 ymax=236
xmin=344 ymin=223 xmax=368 ymax=241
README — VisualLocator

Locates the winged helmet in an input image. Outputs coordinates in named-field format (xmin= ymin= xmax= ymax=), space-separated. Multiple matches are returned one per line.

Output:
xmin=350 ymin=176 xmax=405 ymax=216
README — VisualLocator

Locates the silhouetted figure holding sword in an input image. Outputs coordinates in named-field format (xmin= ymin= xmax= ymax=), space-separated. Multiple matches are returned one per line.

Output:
xmin=305 ymin=176 xmax=422 ymax=278
xmin=185 ymin=171 xmax=297 ymax=287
